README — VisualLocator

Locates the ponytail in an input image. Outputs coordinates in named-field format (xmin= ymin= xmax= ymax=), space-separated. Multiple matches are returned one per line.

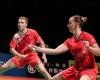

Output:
xmin=81 ymin=16 xmax=87 ymax=23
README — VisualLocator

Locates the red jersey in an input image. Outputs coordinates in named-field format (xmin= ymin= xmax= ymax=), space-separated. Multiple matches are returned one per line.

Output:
xmin=10 ymin=28 xmax=42 ymax=54
xmin=63 ymin=31 xmax=97 ymax=71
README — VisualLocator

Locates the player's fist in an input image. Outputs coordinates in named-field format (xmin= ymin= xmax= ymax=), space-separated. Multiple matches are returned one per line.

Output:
xmin=28 ymin=45 xmax=36 ymax=52
xmin=83 ymin=41 xmax=89 ymax=48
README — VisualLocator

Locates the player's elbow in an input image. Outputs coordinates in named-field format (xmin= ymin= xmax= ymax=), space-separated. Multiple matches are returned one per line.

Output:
xmin=10 ymin=48 xmax=14 ymax=53
xmin=52 ymin=49 xmax=62 ymax=55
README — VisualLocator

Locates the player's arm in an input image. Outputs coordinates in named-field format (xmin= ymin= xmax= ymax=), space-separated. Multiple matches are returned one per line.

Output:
xmin=10 ymin=48 xmax=22 ymax=57
xmin=9 ymin=33 xmax=21 ymax=56
xmin=9 ymin=35 xmax=22 ymax=57
xmin=88 ymin=46 xmax=100 ymax=56
xmin=83 ymin=33 xmax=100 ymax=56
xmin=32 ymin=30 xmax=48 ymax=62
xmin=10 ymin=34 xmax=27 ymax=59
xmin=33 ymin=43 xmax=69 ymax=55
xmin=83 ymin=41 xmax=100 ymax=56
xmin=39 ymin=40 xmax=47 ymax=59
xmin=29 ymin=30 xmax=69 ymax=55
xmin=10 ymin=48 xmax=27 ymax=59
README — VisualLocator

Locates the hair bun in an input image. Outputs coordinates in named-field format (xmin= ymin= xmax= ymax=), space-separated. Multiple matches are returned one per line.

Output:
xmin=81 ymin=16 xmax=87 ymax=22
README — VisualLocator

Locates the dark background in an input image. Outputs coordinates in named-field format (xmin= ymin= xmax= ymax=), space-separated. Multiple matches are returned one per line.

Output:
xmin=0 ymin=0 xmax=100 ymax=62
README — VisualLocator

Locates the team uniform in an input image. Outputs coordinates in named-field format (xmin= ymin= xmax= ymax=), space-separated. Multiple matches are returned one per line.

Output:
xmin=9 ymin=28 xmax=42 ymax=68
xmin=61 ymin=31 xmax=98 ymax=80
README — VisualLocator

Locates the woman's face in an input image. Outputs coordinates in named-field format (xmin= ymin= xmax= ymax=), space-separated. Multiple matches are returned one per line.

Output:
xmin=67 ymin=17 xmax=77 ymax=33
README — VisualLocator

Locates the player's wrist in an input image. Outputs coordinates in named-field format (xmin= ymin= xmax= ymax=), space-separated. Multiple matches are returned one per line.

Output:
xmin=31 ymin=47 xmax=36 ymax=52
xmin=87 ymin=45 xmax=90 ymax=49
xmin=17 ymin=54 xmax=22 ymax=58
xmin=42 ymin=54 xmax=46 ymax=57
xmin=33 ymin=47 xmax=38 ymax=52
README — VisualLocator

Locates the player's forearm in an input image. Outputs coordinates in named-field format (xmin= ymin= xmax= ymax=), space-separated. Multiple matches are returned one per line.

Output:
xmin=39 ymin=41 xmax=46 ymax=56
xmin=10 ymin=48 xmax=21 ymax=57
xmin=88 ymin=46 xmax=100 ymax=56
xmin=35 ymin=47 xmax=60 ymax=55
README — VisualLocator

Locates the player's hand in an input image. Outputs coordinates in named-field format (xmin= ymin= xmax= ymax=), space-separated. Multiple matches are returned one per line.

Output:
xmin=28 ymin=45 xmax=41 ymax=52
xmin=83 ymin=41 xmax=90 ymax=48
xmin=18 ymin=54 xmax=27 ymax=60
xmin=28 ymin=45 xmax=36 ymax=52
xmin=48 ymin=77 xmax=53 ymax=80
xmin=42 ymin=54 xmax=47 ymax=64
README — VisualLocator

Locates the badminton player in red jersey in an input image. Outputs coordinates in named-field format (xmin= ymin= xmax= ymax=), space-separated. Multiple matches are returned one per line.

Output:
xmin=0 ymin=16 xmax=51 ymax=80
xmin=29 ymin=15 xmax=99 ymax=80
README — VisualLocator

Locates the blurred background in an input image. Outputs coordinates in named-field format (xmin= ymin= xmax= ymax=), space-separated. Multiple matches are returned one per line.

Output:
xmin=0 ymin=0 xmax=100 ymax=78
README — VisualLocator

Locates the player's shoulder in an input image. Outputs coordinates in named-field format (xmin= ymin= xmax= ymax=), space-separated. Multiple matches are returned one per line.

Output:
xmin=13 ymin=32 xmax=19 ymax=38
xmin=27 ymin=28 xmax=39 ymax=35
xmin=82 ymin=31 xmax=93 ymax=37
xmin=65 ymin=37 xmax=73 ymax=42
xmin=28 ymin=28 xmax=37 ymax=32
xmin=82 ymin=31 xmax=94 ymax=40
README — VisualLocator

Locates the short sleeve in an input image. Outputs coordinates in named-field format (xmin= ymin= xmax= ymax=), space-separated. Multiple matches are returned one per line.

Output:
xmin=84 ymin=32 xmax=96 ymax=46
xmin=88 ymin=36 xmax=96 ymax=46
xmin=9 ymin=37 xmax=17 ymax=48
xmin=9 ymin=33 xmax=19 ymax=48
xmin=63 ymin=39 xmax=70 ymax=48
xmin=33 ymin=30 xmax=42 ymax=43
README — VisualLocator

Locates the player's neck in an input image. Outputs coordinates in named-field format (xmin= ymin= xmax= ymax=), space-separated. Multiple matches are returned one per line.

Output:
xmin=74 ymin=29 xmax=82 ymax=40
xmin=18 ymin=28 xmax=28 ymax=35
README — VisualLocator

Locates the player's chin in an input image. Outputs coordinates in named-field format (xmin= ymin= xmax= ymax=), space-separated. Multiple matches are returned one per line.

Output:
xmin=18 ymin=28 xmax=24 ymax=31
xmin=18 ymin=28 xmax=21 ymax=31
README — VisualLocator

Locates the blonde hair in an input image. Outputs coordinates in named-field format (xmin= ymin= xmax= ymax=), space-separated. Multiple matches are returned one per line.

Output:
xmin=19 ymin=16 xmax=28 ymax=24
xmin=72 ymin=15 xmax=87 ymax=27
xmin=81 ymin=16 xmax=87 ymax=23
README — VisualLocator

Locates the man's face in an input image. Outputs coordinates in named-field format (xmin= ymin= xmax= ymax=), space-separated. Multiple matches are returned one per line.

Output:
xmin=18 ymin=19 xmax=27 ymax=31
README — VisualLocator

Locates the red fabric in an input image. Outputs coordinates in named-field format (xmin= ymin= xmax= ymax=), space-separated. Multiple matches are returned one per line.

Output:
xmin=62 ymin=31 xmax=98 ymax=80
xmin=9 ymin=28 xmax=42 ymax=54
xmin=11 ymin=53 xmax=40 ymax=68
xmin=9 ymin=28 xmax=43 ymax=68
xmin=61 ymin=66 xmax=98 ymax=80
